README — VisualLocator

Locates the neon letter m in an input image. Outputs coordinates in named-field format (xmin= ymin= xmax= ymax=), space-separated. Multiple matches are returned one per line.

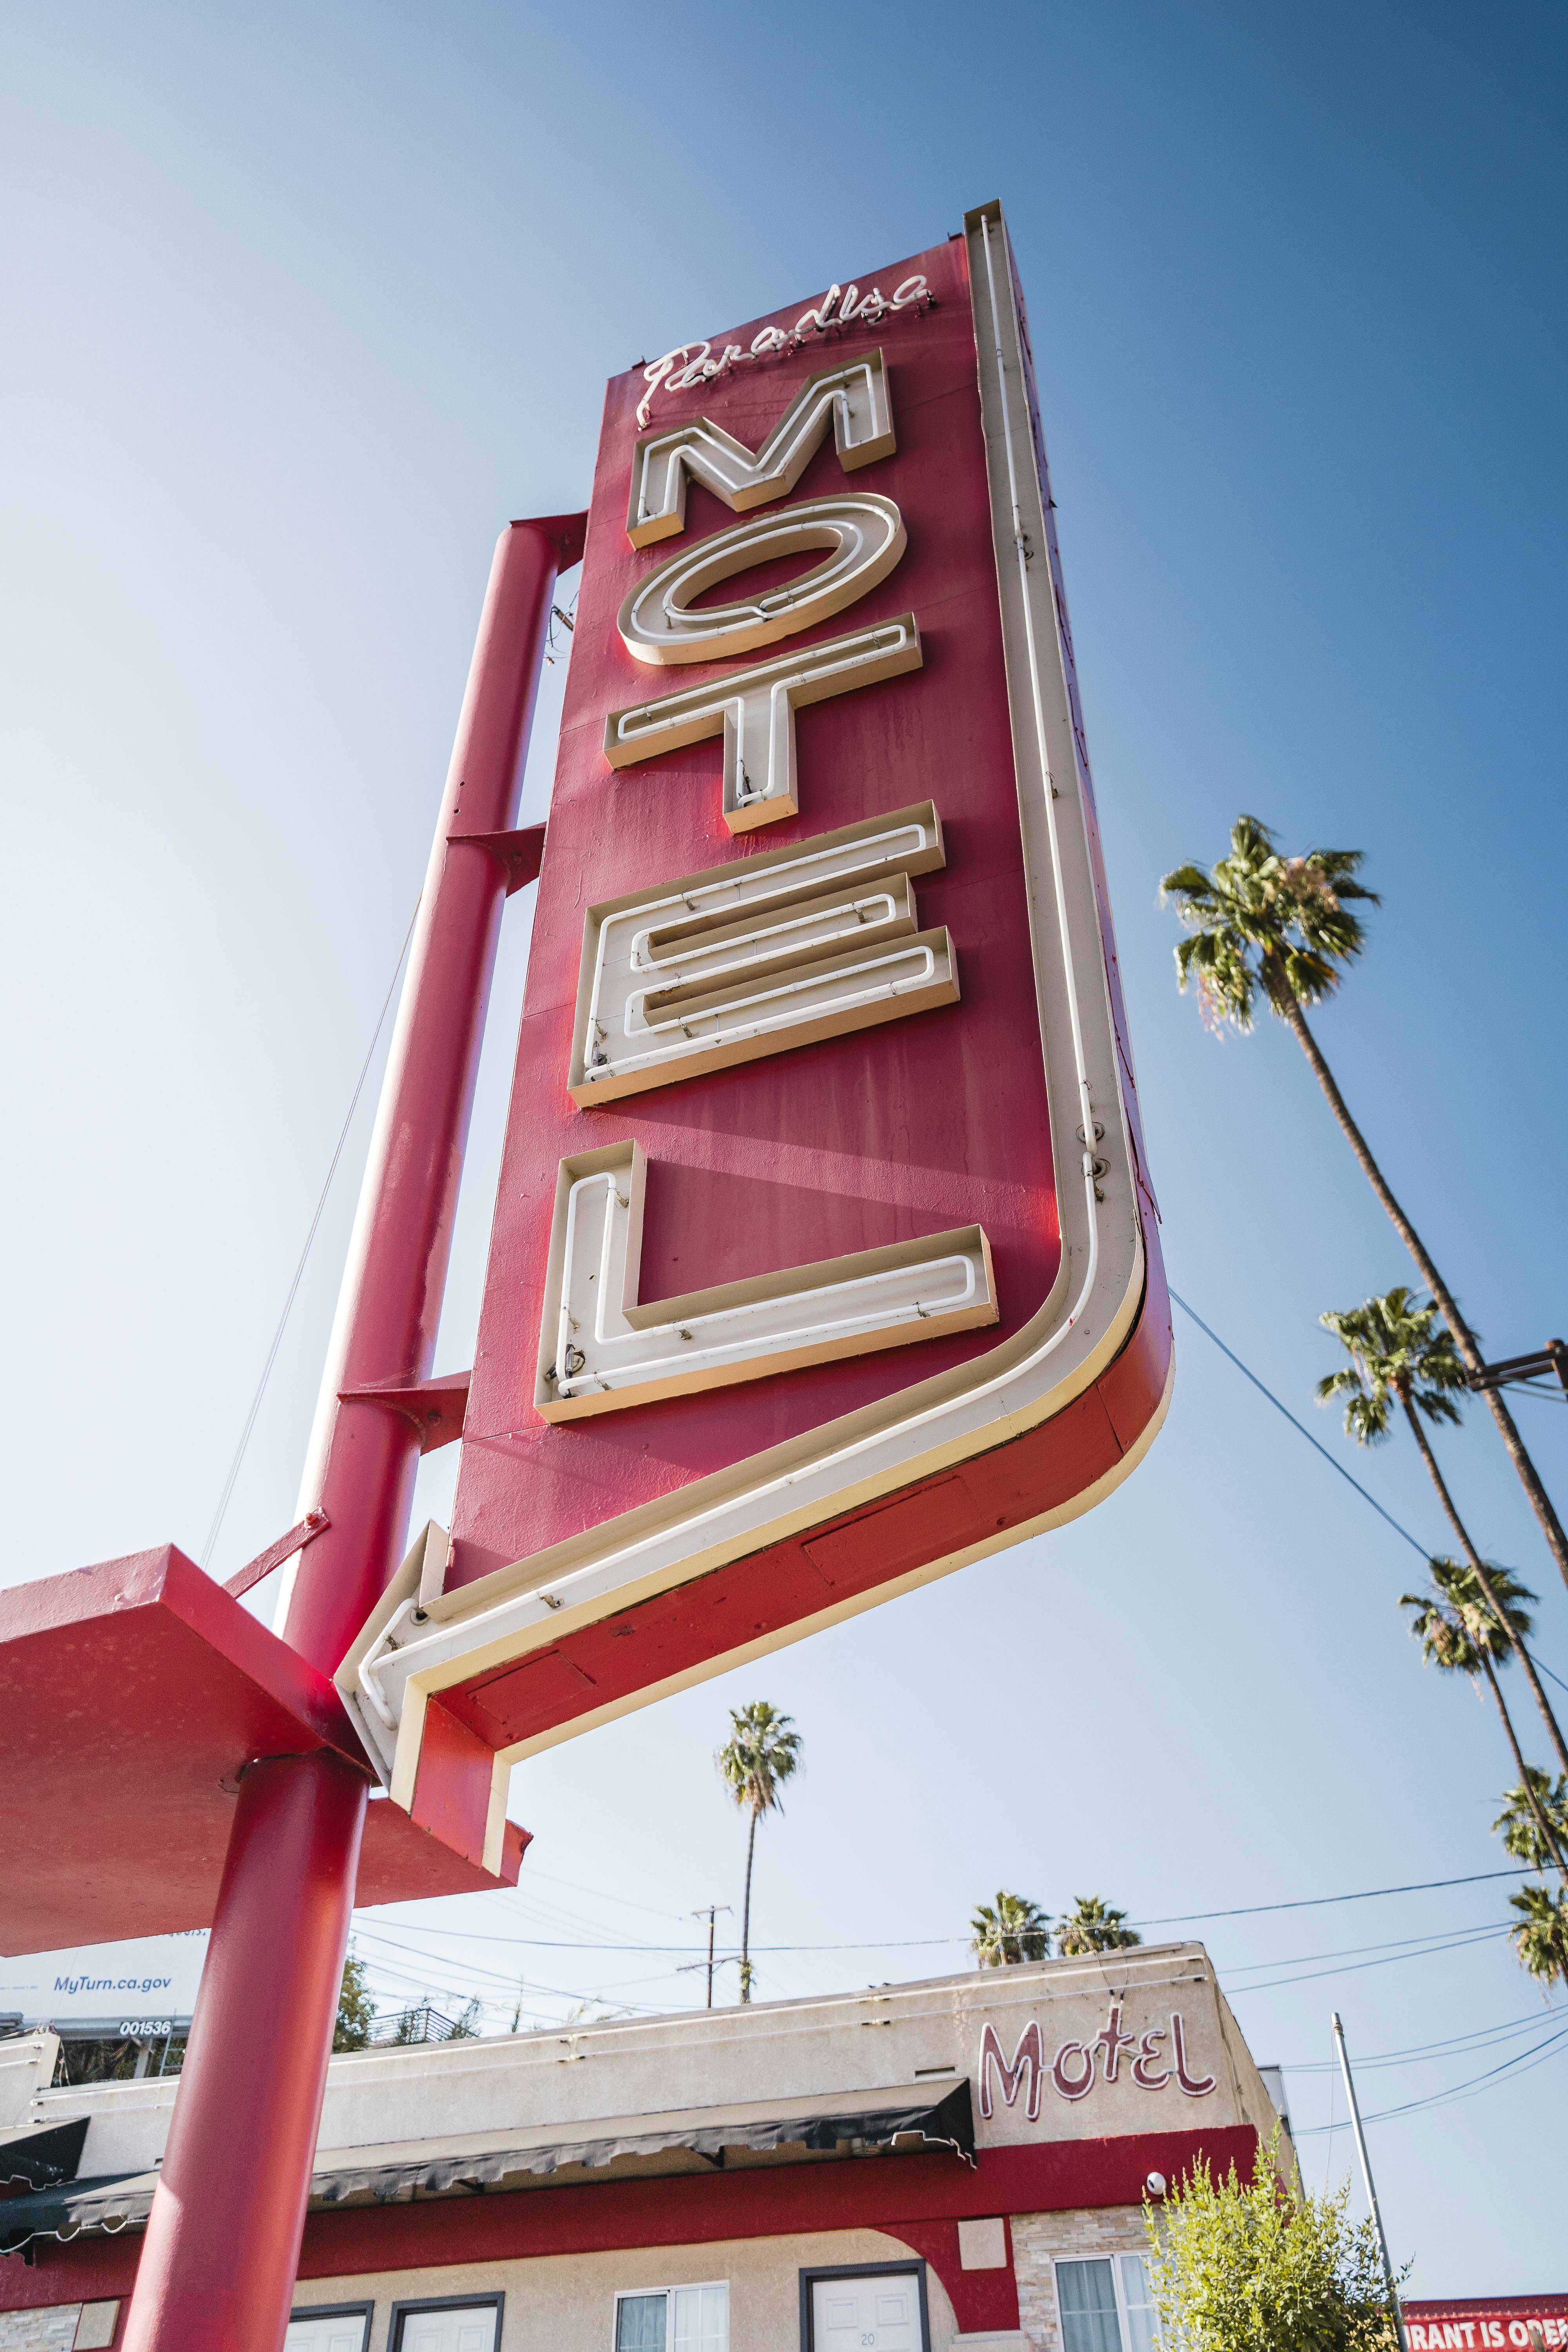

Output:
xmin=978 ymin=2021 xmax=1044 ymax=2121
xmin=627 ymin=352 xmax=895 ymax=547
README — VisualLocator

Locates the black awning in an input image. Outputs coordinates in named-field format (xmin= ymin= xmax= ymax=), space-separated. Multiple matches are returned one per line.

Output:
xmin=312 ymin=2076 xmax=974 ymax=2203
xmin=0 ymin=2118 xmax=88 ymax=2194
xmin=0 ymin=2165 xmax=155 ymax=2253
xmin=0 ymin=2079 xmax=973 ymax=2250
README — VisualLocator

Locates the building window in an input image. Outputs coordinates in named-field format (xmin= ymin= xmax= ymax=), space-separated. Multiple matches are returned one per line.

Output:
xmin=388 ymin=2295 xmax=503 ymax=2352
xmin=285 ymin=2306 xmax=373 ymax=2352
xmin=800 ymin=2262 xmax=930 ymax=2352
xmin=615 ymin=2283 xmax=730 ymax=2352
xmin=1054 ymin=2256 xmax=1160 ymax=2352
xmin=1118 ymin=2256 xmax=1160 ymax=2352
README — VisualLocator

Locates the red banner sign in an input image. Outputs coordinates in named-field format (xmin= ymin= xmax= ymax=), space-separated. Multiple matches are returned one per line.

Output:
xmin=340 ymin=205 xmax=1171 ymax=1868
xmin=1406 ymin=2306 xmax=1568 ymax=2350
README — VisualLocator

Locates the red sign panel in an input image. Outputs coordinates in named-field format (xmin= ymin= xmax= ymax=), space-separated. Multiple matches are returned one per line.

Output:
xmin=1406 ymin=2305 xmax=1568 ymax=2351
xmin=340 ymin=205 xmax=1170 ymax=1867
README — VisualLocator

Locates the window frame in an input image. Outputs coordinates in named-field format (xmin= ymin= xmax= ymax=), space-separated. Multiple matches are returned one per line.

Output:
xmin=611 ymin=2278 xmax=732 ymax=2352
xmin=798 ymin=2259 xmax=931 ymax=2352
xmin=284 ymin=2302 xmax=374 ymax=2352
xmin=1051 ymin=2251 xmax=1158 ymax=2352
xmin=386 ymin=2290 xmax=505 ymax=2352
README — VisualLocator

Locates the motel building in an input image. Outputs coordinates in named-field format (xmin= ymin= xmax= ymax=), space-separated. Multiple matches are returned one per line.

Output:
xmin=0 ymin=1944 xmax=1290 ymax=2352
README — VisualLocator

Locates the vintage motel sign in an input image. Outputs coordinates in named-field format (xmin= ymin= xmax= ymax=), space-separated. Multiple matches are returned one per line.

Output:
xmin=341 ymin=203 xmax=1171 ymax=1868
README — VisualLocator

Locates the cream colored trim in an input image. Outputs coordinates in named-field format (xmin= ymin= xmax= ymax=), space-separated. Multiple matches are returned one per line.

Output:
xmin=533 ymin=1138 xmax=996 ymax=1422
xmin=568 ymin=802 xmax=950 ymax=1107
xmin=627 ymin=349 xmax=895 ymax=548
xmin=467 ymin=1343 xmax=1173 ymax=1873
xmin=334 ymin=1526 xmax=430 ymax=1784
xmin=617 ymin=495 xmax=906 ymax=667
xmin=603 ymin=613 xmax=923 ymax=833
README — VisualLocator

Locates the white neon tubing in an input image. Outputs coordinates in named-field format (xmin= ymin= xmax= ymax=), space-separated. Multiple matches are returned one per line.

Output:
xmin=358 ymin=1622 xmax=406 ymax=1731
xmin=635 ymin=279 xmax=933 ymax=427
xmin=360 ymin=229 xmax=1109 ymax=1726
xmin=619 ymin=497 xmax=904 ymax=665
xmin=631 ymin=356 xmax=889 ymax=532
xmin=625 ymin=891 xmax=898 ymax=985
xmin=613 ymin=945 xmax=940 ymax=1069
xmin=980 ymin=212 xmax=1098 ymax=1177
xmin=623 ymin=939 xmax=930 ymax=1041
xmin=580 ymin=820 xmax=938 ymax=1065
xmin=607 ymin=617 xmax=919 ymax=802
xmin=550 ymin=1170 xmax=980 ymax=1398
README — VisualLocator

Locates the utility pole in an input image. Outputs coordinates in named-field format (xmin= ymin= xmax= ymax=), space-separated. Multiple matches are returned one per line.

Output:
xmin=680 ymin=1906 xmax=731 ymax=2007
xmin=1468 ymin=1342 xmax=1568 ymax=1402
xmin=1332 ymin=2013 xmax=1406 ymax=2351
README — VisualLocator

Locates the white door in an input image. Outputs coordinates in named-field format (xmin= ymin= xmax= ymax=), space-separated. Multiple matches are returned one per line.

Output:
xmin=400 ymin=2307 xmax=500 ymax=2352
xmin=813 ymin=2272 xmax=922 ymax=2352
xmin=285 ymin=2317 xmax=369 ymax=2352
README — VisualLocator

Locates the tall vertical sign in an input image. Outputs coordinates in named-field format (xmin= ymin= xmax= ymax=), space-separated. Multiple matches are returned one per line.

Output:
xmin=342 ymin=204 xmax=1171 ymax=1867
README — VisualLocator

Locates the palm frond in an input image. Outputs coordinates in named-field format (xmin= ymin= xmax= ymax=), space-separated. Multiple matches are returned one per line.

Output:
xmin=1508 ymin=1882 xmax=1568 ymax=1989
xmin=716 ymin=1700 xmax=803 ymax=1820
xmin=1494 ymin=1770 xmax=1568 ymax=1870
xmin=1162 ymin=815 xmax=1376 ymax=1035
xmin=1055 ymin=1894 xmax=1142 ymax=1955
xmin=971 ymin=1889 xmax=1051 ymax=1966
xmin=1401 ymin=1557 xmax=1534 ymax=1676
xmin=1318 ymin=1288 xmax=1467 ymax=1446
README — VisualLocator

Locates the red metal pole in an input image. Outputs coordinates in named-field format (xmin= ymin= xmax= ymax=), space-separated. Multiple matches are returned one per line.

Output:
xmin=119 ymin=514 xmax=582 ymax=2352
xmin=281 ymin=513 xmax=584 ymax=1679
xmin=120 ymin=1751 xmax=368 ymax=2352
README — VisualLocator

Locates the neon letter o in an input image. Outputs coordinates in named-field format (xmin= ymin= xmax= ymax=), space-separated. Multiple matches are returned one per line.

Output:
xmin=1051 ymin=2040 xmax=1096 ymax=2102
xmin=617 ymin=494 xmax=906 ymax=667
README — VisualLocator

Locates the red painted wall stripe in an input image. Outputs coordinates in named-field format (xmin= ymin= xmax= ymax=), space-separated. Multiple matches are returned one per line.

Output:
xmin=0 ymin=2127 xmax=1254 ymax=2316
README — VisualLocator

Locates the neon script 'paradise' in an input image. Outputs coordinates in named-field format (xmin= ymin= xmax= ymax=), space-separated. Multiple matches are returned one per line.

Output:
xmin=636 ymin=276 xmax=933 ymax=428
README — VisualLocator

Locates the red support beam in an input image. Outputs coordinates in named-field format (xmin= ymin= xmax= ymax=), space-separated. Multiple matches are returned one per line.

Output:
xmin=116 ymin=514 xmax=579 ymax=2352
xmin=121 ymin=1751 xmax=367 ymax=2352
xmin=281 ymin=512 xmax=584 ymax=1684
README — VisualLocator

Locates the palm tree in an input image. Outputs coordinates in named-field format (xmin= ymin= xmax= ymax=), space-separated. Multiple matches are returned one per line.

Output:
xmin=1494 ymin=1769 xmax=1568 ymax=1875
xmin=1319 ymin=1287 xmax=1568 ymax=1781
xmin=1507 ymin=1883 xmax=1568 ymax=1991
xmin=971 ymin=1891 xmax=1051 ymax=1967
xmin=1163 ymin=816 xmax=1568 ymax=1595
xmin=1401 ymin=1562 xmax=1568 ymax=1883
xmin=1056 ymin=1895 xmax=1142 ymax=1956
xmin=716 ymin=1701 xmax=802 ymax=2003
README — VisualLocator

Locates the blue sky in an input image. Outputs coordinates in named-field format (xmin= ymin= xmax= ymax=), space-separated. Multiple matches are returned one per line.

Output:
xmin=4 ymin=0 xmax=1565 ymax=2294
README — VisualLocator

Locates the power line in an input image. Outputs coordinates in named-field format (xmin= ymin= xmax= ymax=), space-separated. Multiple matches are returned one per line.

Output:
xmin=350 ymin=1913 xmax=1529 ymax=2049
xmin=1169 ymin=1287 xmax=1568 ymax=1689
xmin=1169 ymin=1289 xmax=1429 ymax=1559
xmin=1285 ymin=2009 xmax=1557 ymax=2073
xmin=350 ymin=1867 xmax=1535 ymax=1964
xmin=202 ymin=902 xmax=420 ymax=1568
xmin=1224 ymin=1922 xmax=1511 ymax=1997
xmin=1221 ymin=1919 xmax=1512 ymax=1978
xmin=1136 ymin=1864 xmax=1532 ymax=1928
xmin=1294 ymin=2026 xmax=1568 ymax=2132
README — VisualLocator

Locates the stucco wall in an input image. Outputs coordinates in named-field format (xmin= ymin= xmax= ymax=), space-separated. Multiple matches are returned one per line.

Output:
xmin=24 ymin=1949 xmax=1285 ymax=2186
xmin=290 ymin=2224 xmax=958 ymax=2352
